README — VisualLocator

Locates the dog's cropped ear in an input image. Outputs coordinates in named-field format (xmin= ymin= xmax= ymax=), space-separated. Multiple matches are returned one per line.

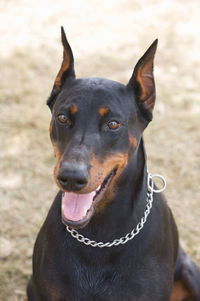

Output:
xmin=127 ymin=39 xmax=158 ymax=124
xmin=47 ymin=26 xmax=75 ymax=110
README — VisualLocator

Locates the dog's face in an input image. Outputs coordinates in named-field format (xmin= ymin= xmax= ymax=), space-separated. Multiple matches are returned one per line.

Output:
xmin=47 ymin=27 xmax=157 ymax=229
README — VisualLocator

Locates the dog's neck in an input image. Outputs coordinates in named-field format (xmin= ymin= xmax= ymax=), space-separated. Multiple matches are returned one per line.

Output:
xmin=79 ymin=138 xmax=148 ymax=243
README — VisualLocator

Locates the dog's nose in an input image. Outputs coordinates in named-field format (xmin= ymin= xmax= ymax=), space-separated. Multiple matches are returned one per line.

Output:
xmin=57 ymin=161 xmax=88 ymax=191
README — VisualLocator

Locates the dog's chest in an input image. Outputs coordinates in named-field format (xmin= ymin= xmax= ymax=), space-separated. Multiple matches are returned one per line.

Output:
xmin=71 ymin=265 xmax=120 ymax=300
xmin=50 ymin=256 xmax=147 ymax=301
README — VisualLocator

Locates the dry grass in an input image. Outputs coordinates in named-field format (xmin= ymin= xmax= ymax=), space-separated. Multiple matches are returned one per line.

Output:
xmin=0 ymin=0 xmax=200 ymax=300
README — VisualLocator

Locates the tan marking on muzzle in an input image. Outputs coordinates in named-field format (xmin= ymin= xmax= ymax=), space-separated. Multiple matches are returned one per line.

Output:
xmin=129 ymin=135 xmax=137 ymax=149
xmin=51 ymin=140 xmax=129 ymax=206
xmin=49 ymin=124 xmax=53 ymax=135
xmin=51 ymin=142 xmax=65 ymax=191
xmin=84 ymin=152 xmax=129 ymax=212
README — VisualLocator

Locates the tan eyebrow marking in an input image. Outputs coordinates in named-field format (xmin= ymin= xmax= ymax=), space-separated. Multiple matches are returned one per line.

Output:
xmin=99 ymin=107 xmax=110 ymax=116
xmin=69 ymin=104 xmax=78 ymax=115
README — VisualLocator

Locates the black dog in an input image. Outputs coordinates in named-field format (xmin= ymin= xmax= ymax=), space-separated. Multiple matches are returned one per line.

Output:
xmin=27 ymin=27 xmax=200 ymax=300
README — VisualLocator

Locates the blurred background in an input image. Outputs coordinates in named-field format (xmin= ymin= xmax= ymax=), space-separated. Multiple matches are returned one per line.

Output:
xmin=0 ymin=0 xmax=199 ymax=300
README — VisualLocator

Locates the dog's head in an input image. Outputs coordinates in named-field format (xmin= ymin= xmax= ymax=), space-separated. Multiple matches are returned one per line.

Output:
xmin=47 ymin=27 xmax=157 ymax=229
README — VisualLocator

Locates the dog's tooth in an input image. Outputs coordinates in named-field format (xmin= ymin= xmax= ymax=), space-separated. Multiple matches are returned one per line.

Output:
xmin=83 ymin=208 xmax=88 ymax=216
xmin=96 ymin=185 xmax=101 ymax=192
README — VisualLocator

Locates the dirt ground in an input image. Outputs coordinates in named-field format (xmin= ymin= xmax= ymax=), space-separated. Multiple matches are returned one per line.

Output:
xmin=0 ymin=0 xmax=200 ymax=300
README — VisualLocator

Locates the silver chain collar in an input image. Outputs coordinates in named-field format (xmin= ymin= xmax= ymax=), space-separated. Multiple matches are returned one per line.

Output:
xmin=66 ymin=172 xmax=166 ymax=248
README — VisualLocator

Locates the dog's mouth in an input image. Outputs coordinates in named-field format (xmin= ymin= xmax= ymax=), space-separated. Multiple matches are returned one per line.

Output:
xmin=61 ymin=168 xmax=117 ymax=229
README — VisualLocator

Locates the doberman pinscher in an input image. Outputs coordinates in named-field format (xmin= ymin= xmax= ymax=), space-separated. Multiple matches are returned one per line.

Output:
xmin=27 ymin=27 xmax=200 ymax=301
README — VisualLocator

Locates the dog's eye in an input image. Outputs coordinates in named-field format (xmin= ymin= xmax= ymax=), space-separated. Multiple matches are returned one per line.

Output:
xmin=57 ymin=114 xmax=72 ymax=126
xmin=107 ymin=120 xmax=121 ymax=130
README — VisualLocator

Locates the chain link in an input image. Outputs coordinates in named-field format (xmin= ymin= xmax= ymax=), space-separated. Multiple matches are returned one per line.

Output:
xmin=66 ymin=172 xmax=166 ymax=248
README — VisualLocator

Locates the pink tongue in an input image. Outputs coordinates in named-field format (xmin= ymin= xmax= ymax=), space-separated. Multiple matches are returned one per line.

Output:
xmin=62 ymin=191 xmax=96 ymax=221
